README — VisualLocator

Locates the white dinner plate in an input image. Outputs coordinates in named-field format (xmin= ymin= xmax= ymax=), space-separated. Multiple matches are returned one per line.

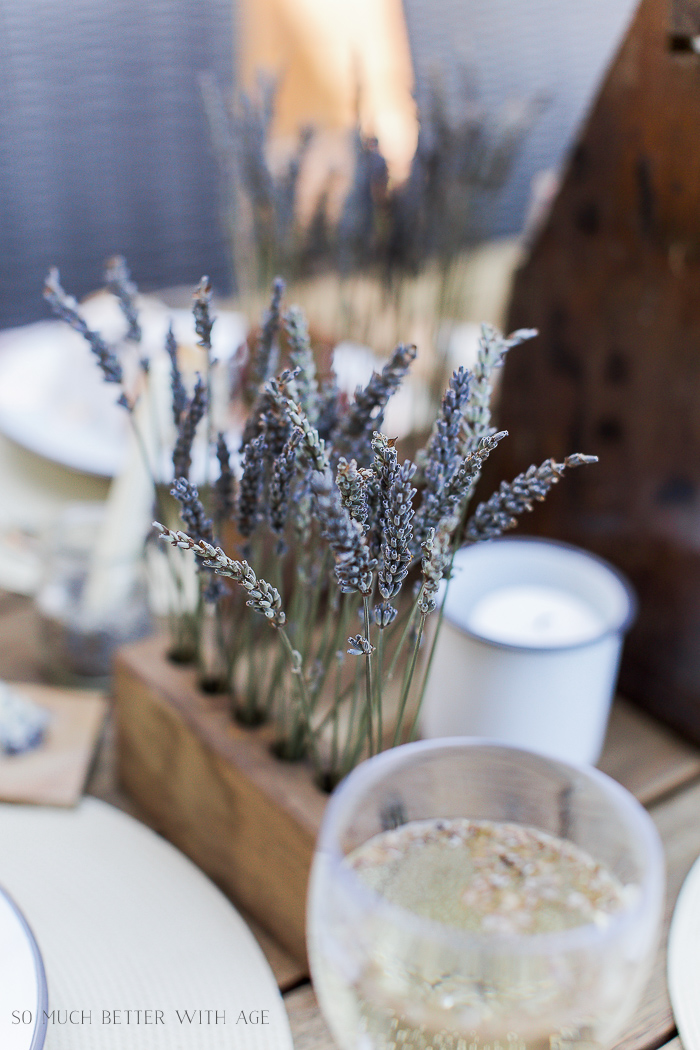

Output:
xmin=0 ymin=297 xmax=246 ymax=478
xmin=668 ymin=850 xmax=700 ymax=1050
xmin=0 ymin=798 xmax=293 ymax=1050
xmin=0 ymin=886 xmax=47 ymax=1050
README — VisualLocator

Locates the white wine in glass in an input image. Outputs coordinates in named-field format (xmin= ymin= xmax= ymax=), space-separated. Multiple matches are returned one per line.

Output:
xmin=307 ymin=741 xmax=664 ymax=1050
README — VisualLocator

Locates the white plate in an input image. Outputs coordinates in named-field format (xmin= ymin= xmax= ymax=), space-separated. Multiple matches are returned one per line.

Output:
xmin=0 ymin=798 xmax=293 ymax=1050
xmin=668 ymin=851 xmax=700 ymax=1050
xmin=0 ymin=886 xmax=47 ymax=1050
xmin=0 ymin=299 xmax=246 ymax=478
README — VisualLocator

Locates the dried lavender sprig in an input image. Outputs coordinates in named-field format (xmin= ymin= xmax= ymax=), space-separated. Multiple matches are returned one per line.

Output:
xmin=347 ymin=634 xmax=375 ymax=656
xmin=171 ymin=478 xmax=213 ymax=545
xmin=248 ymin=276 xmax=285 ymax=396
xmin=193 ymin=276 xmax=215 ymax=361
xmin=260 ymin=391 xmax=293 ymax=459
xmin=420 ymin=515 xmax=460 ymax=615
xmin=370 ymin=433 xmax=416 ymax=601
xmin=310 ymin=469 xmax=377 ymax=595
xmin=463 ymin=454 xmax=598 ymax=545
xmin=412 ymin=367 xmax=476 ymax=550
xmin=214 ymin=432 xmax=236 ymax=523
xmin=284 ymin=306 xmax=319 ymax=424
xmin=172 ymin=373 xmax=208 ymax=480
xmin=165 ymin=325 xmax=188 ymax=425
xmin=413 ymin=430 xmax=507 ymax=564
xmin=443 ymin=430 xmax=508 ymax=505
xmin=377 ymin=457 xmax=416 ymax=603
xmin=170 ymin=478 xmax=225 ymax=603
xmin=153 ymin=524 xmax=286 ymax=626
xmin=315 ymin=375 xmax=341 ymax=443
xmin=461 ymin=324 xmax=537 ymax=447
xmin=105 ymin=255 xmax=141 ymax=342
xmin=240 ymin=386 xmax=274 ymax=451
xmin=43 ymin=268 xmax=124 ymax=387
xmin=241 ymin=369 xmax=294 ymax=454
xmin=269 ymin=429 xmax=302 ymax=535
xmin=336 ymin=458 xmax=372 ymax=530
xmin=236 ymin=432 xmax=268 ymax=538
xmin=340 ymin=343 xmax=417 ymax=454
xmin=425 ymin=365 xmax=473 ymax=480
xmin=285 ymin=396 xmax=330 ymax=474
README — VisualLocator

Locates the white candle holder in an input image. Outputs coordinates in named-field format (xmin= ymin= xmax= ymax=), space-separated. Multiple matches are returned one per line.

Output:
xmin=420 ymin=537 xmax=636 ymax=765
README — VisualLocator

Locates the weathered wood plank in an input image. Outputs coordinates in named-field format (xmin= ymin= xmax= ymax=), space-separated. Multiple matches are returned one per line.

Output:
xmin=284 ymin=984 xmax=336 ymax=1050
xmin=600 ymin=696 xmax=700 ymax=805
xmin=614 ymin=780 xmax=700 ymax=1050
xmin=0 ymin=682 xmax=107 ymax=806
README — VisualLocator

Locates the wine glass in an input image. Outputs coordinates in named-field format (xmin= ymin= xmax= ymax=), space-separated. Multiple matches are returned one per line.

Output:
xmin=307 ymin=739 xmax=664 ymax=1050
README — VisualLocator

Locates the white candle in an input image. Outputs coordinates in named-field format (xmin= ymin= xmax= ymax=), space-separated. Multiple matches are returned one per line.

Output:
xmin=467 ymin=584 xmax=604 ymax=648
xmin=420 ymin=538 xmax=635 ymax=765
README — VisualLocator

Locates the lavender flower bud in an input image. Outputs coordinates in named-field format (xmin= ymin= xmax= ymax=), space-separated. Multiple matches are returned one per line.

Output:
xmin=336 ymin=457 xmax=372 ymax=530
xmin=165 ymin=325 xmax=188 ymax=425
xmin=315 ymin=375 xmax=341 ymax=443
xmin=310 ymin=469 xmax=376 ymax=595
xmin=44 ymin=268 xmax=124 ymax=388
xmin=370 ymin=433 xmax=416 ymax=604
xmin=269 ymin=429 xmax=302 ymax=534
xmin=105 ymin=255 xmax=141 ymax=342
xmin=153 ymin=524 xmax=286 ymax=627
xmin=248 ymin=276 xmax=285 ymax=397
xmin=461 ymin=324 xmax=537 ymax=448
xmin=214 ymin=433 xmax=236 ymax=523
xmin=347 ymin=634 xmax=375 ymax=656
xmin=340 ymin=343 xmax=417 ymax=459
xmin=236 ymin=432 xmax=267 ymax=537
xmin=172 ymin=373 xmax=208 ymax=480
xmin=171 ymin=478 xmax=213 ymax=544
xmin=284 ymin=306 xmax=319 ymax=423
xmin=373 ymin=602 xmax=398 ymax=628
xmin=464 ymin=454 xmax=598 ymax=545
xmin=285 ymin=397 xmax=329 ymax=474
xmin=420 ymin=515 xmax=459 ymax=615
xmin=412 ymin=367 xmax=477 ymax=551
xmin=192 ymin=276 xmax=215 ymax=360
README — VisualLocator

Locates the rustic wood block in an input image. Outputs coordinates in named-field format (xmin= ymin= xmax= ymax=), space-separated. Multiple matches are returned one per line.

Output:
xmin=113 ymin=634 xmax=326 ymax=964
xmin=113 ymin=631 xmax=700 ymax=971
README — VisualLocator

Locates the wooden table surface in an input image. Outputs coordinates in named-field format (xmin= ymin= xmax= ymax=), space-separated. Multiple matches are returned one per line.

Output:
xmin=1 ymin=590 xmax=697 ymax=1050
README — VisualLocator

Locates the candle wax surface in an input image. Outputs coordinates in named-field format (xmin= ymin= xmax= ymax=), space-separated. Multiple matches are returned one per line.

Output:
xmin=467 ymin=584 xmax=604 ymax=648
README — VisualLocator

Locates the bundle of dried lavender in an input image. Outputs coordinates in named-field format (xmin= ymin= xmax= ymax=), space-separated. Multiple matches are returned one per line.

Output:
xmin=204 ymin=73 xmax=542 ymax=295
xmin=49 ymin=265 xmax=596 ymax=788
xmin=159 ymin=278 xmax=595 ymax=784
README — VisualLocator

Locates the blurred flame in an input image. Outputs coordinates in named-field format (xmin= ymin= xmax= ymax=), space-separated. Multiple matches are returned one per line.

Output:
xmin=239 ymin=0 xmax=418 ymax=182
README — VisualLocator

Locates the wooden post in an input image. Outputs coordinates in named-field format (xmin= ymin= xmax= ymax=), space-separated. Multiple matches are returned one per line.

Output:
xmin=495 ymin=0 xmax=700 ymax=743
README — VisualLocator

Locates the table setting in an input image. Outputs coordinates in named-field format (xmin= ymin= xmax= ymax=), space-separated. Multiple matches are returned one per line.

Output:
xmin=0 ymin=255 xmax=697 ymax=1050
xmin=0 ymin=2 xmax=699 ymax=1043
